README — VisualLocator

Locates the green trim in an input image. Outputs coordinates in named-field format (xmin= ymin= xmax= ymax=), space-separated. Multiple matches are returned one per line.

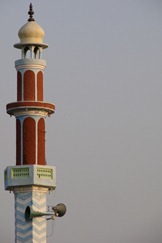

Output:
xmin=37 ymin=168 xmax=53 ymax=179
xmin=12 ymin=167 xmax=30 ymax=178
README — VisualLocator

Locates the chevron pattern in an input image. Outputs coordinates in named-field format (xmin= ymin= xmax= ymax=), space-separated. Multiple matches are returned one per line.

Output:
xmin=14 ymin=187 xmax=48 ymax=243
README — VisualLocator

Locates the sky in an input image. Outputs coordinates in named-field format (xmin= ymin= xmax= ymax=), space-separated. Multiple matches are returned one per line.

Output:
xmin=1 ymin=0 xmax=162 ymax=242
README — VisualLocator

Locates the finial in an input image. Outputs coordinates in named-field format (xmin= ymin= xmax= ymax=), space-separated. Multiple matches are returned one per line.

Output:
xmin=28 ymin=3 xmax=35 ymax=21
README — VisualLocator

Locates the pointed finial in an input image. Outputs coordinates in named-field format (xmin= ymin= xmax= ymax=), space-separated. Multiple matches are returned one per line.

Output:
xmin=28 ymin=3 xmax=35 ymax=21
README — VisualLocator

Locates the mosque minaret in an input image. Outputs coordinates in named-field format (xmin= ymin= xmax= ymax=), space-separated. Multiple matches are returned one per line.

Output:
xmin=4 ymin=4 xmax=66 ymax=243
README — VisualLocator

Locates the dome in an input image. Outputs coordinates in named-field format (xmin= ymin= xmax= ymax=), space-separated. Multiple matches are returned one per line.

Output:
xmin=18 ymin=21 xmax=45 ymax=44
xmin=14 ymin=4 xmax=48 ymax=49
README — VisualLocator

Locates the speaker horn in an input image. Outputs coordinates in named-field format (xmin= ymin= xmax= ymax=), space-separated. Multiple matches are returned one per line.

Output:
xmin=25 ymin=206 xmax=53 ymax=222
xmin=25 ymin=203 xmax=66 ymax=222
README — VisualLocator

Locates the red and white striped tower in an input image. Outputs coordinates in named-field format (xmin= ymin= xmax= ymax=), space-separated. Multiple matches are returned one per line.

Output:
xmin=4 ymin=4 xmax=58 ymax=243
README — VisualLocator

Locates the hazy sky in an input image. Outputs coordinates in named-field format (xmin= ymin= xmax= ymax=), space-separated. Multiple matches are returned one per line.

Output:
xmin=1 ymin=1 xmax=162 ymax=242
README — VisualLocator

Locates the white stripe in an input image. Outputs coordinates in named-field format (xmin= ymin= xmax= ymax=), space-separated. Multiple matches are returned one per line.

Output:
xmin=22 ymin=71 xmax=24 ymax=101
xmin=35 ymin=119 xmax=38 ymax=164
xmin=35 ymin=70 xmax=37 ymax=101
xmin=21 ymin=119 xmax=23 ymax=165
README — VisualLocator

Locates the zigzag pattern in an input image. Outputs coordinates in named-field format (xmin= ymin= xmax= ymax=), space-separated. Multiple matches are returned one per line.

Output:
xmin=15 ymin=189 xmax=47 ymax=242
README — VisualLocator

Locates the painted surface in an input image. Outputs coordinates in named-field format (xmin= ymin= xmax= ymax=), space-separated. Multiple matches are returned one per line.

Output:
xmin=14 ymin=187 xmax=47 ymax=243
xmin=38 ymin=118 xmax=46 ymax=165
xmin=4 ymin=165 xmax=56 ymax=191
xmin=16 ymin=119 xmax=21 ymax=165
xmin=37 ymin=71 xmax=43 ymax=101
xmin=7 ymin=101 xmax=55 ymax=112
xmin=16 ymin=117 xmax=46 ymax=166
xmin=24 ymin=70 xmax=35 ymax=101
xmin=23 ymin=117 xmax=36 ymax=165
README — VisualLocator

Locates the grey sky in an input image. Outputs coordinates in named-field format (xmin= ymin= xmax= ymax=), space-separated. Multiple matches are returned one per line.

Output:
xmin=1 ymin=0 xmax=162 ymax=242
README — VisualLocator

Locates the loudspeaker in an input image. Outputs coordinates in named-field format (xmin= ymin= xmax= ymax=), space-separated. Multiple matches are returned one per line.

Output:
xmin=25 ymin=203 xmax=66 ymax=221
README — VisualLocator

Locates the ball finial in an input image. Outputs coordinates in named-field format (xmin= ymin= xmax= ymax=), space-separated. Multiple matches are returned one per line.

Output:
xmin=28 ymin=3 xmax=35 ymax=22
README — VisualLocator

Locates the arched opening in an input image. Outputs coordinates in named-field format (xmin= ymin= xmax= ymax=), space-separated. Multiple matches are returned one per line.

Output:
xmin=24 ymin=47 xmax=30 ymax=59
xmin=34 ymin=46 xmax=40 ymax=59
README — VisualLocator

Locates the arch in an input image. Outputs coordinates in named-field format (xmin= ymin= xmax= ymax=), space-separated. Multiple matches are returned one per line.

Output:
xmin=37 ymin=71 xmax=43 ymax=101
xmin=23 ymin=117 xmax=36 ymax=165
xmin=34 ymin=46 xmax=40 ymax=59
xmin=38 ymin=118 xmax=46 ymax=165
xmin=24 ymin=70 xmax=35 ymax=100
xmin=24 ymin=47 xmax=30 ymax=59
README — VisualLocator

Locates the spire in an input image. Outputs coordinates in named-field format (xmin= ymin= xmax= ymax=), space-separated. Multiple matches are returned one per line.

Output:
xmin=28 ymin=3 xmax=35 ymax=22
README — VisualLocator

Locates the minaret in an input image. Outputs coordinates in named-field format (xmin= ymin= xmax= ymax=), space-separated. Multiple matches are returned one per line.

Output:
xmin=4 ymin=4 xmax=65 ymax=243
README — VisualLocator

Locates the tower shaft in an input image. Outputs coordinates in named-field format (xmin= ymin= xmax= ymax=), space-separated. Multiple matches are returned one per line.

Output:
xmin=15 ymin=186 xmax=48 ymax=243
xmin=6 ymin=58 xmax=54 ymax=166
